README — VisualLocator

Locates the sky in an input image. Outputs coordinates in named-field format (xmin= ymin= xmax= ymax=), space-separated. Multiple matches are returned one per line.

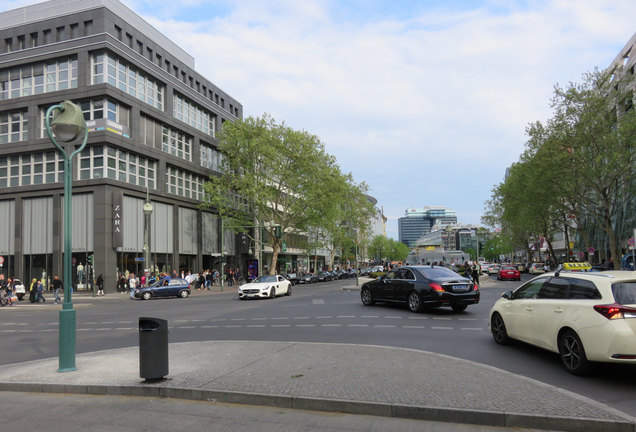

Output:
xmin=3 ymin=0 xmax=636 ymax=240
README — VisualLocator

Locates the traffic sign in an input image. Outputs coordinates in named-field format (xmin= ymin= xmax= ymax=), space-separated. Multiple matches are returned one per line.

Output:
xmin=578 ymin=252 xmax=585 ymax=257
xmin=135 ymin=257 xmax=145 ymax=262
xmin=629 ymin=238 xmax=635 ymax=247
xmin=588 ymin=247 xmax=595 ymax=255
xmin=0 ymin=256 xmax=4 ymax=264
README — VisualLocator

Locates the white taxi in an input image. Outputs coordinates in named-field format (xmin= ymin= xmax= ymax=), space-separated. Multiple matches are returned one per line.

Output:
xmin=489 ymin=263 xmax=636 ymax=375
xmin=238 ymin=274 xmax=291 ymax=300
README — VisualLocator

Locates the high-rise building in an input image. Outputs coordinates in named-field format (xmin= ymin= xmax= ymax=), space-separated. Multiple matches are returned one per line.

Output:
xmin=398 ymin=206 xmax=457 ymax=247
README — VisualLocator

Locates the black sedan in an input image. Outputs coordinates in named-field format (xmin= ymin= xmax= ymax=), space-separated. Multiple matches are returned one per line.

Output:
xmin=134 ymin=278 xmax=191 ymax=300
xmin=298 ymin=273 xmax=319 ymax=284
xmin=360 ymin=265 xmax=479 ymax=313
xmin=316 ymin=271 xmax=334 ymax=282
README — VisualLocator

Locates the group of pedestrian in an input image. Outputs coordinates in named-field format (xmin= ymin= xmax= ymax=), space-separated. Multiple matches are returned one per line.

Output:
xmin=0 ymin=274 xmax=16 ymax=307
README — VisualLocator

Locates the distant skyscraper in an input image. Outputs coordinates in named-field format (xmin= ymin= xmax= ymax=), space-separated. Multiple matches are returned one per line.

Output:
xmin=398 ymin=207 xmax=457 ymax=247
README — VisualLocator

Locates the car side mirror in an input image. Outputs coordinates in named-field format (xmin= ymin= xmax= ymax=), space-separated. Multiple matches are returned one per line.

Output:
xmin=501 ymin=291 xmax=512 ymax=300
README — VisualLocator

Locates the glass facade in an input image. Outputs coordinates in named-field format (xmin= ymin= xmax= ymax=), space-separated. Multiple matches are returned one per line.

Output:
xmin=200 ymin=143 xmax=223 ymax=172
xmin=0 ymin=110 xmax=28 ymax=143
xmin=162 ymin=126 xmax=192 ymax=161
xmin=173 ymin=93 xmax=215 ymax=136
xmin=91 ymin=52 xmax=164 ymax=110
xmin=0 ymin=152 xmax=64 ymax=187
xmin=77 ymin=145 xmax=156 ymax=188
xmin=0 ymin=57 xmax=78 ymax=100
xmin=166 ymin=166 xmax=205 ymax=200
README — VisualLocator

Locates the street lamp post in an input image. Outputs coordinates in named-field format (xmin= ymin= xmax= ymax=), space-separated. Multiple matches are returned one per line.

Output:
xmin=143 ymin=188 xmax=153 ymax=282
xmin=45 ymin=100 xmax=88 ymax=373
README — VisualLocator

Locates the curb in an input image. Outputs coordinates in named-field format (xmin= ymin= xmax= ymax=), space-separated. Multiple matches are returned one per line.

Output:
xmin=0 ymin=382 xmax=632 ymax=432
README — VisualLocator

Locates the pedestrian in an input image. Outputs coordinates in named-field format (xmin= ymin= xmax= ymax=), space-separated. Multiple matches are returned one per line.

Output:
xmin=544 ymin=262 xmax=550 ymax=272
xmin=129 ymin=273 xmax=137 ymax=299
xmin=51 ymin=275 xmax=63 ymax=304
xmin=472 ymin=263 xmax=480 ymax=286
xmin=29 ymin=278 xmax=37 ymax=303
xmin=608 ymin=258 xmax=615 ymax=270
xmin=228 ymin=269 xmax=234 ymax=287
xmin=96 ymin=274 xmax=104 ymax=296
xmin=198 ymin=272 xmax=205 ymax=291
xmin=213 ymin=269 xmax=220 ymax=286
xmin=205 ymin=271 xmax=212 ymax=290
xmin=35 ymin=279 xmax=45 ymax=303
xmin=118 ymin=274 xmax=127 ymax=294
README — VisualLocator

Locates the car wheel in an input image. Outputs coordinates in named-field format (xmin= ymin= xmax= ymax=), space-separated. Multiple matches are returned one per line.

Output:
xmin=270 ymin=287 xmax=276 ymax=299
xmin=559 ymin=330 xmax=592 ymax=375
xmin=361 ymin=288 xmax=375 ymax=306
xmin=491 ymin=313 xmax=510 ymax=345
xmin=407 ymin=291 xmax=423 ymax=313
xmin=285 ymin=285 xmax=292 ymax=296
xmin=179 ymin=290 xmax=189 ymax=298
xmin=451 ymin=304 xmax=467 ymax=312
xmin=142 ymin=292 xmax=152 ymax=300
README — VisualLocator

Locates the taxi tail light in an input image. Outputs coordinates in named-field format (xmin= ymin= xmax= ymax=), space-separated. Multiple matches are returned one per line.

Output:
xmin=594 ymin=303 xmax=636 ymax=320
xmin=473 ymin=283 xmax=479 ymax=291
xmin=429 ymin=282 xmax=444 ymax=292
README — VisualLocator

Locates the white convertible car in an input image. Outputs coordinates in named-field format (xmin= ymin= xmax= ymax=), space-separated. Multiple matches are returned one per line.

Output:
xmin=238 ymin=275 xmax=292 ymax=300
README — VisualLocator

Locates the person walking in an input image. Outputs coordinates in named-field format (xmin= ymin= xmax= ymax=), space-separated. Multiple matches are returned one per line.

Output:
xmin=129 ymin=273 xmax=137 ymax=299
xmin=51 ymin=275 xmax=63 ymax=304
xmin=198 ymin=272 xmax=205 ymax=291
xmin=29 ymin=278 xmax=37 ymax=303
xmin=205 ymin=271 xmax=212 ymax=290
xmin=96 ymin=274 xmax=105 ymax=296
xmin=35 ymin=279 xmax=45 ymax=303
xmin=472 ymin=262 xmax=480 ymax=286
xmin=117 ymin=274 xmax=126 ymax=294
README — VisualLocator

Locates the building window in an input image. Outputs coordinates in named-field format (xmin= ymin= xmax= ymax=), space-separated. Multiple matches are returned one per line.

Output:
xmin=162 ymin=126 xmax=192 ymax=161
xmin=43 ymin=30 xmax=51 ymax=44
xmin=0 ymin=110 xmax=28 ymax=143
xmin=137 ymin=41 xmax=143 ymax=55
xmin=93 ymin=146 xmax=157 ymax=188
xmin=200 ymin=144 xmax=223 ymax=172
xmin=91 ymin=52 xmax=164 ymax=110
xmin=166 ymin=166 xmax=204 ymax=200
xmin=84 ymin=21 xmax=93 ymax=36
xmin=0 ymin=151 xmax=64 ymax=187
xmin=156 ymin=53 xmax=162 ymax=67
xmin=30 ymin=33 xmax=38 ymax=48
xmin=114 ymin=25 xmax=122 ymax=41
xmin=4 ymin=38 xmax=12 ymax=53
xmin=0 ymin=57 xmax=78 ymax=100
xmin=140 ymin=114 xmax=160 ymax=147
xmin=173 ymin=93 xmax=216 ymax=136
xmin=56 ymin=27 xmax=65 ymax=42
xmin=70 ymin=24 xmax=79 ymax=39
xmin=17 ymin=36 xmax=25 ymax=50
xmin=126 ymin=33 xmax=133 ymax=48
xmin=80 ymin=98 xmax=129 ymax=126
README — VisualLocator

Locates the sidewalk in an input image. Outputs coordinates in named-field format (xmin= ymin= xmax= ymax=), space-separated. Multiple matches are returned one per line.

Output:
xmin=0 ymin=341 xmax=634 ymax=432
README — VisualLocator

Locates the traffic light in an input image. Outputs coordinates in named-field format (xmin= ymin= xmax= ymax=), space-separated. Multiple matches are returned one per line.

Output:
xmin=350 ymin=246 xmax=355 ymax=254
xmin=490 ymin=245 xmax=494 ymax=250
xmin=274 ymin=226 xmax=282 ymax=239
xmin=443 ymin=256 xmax=446 ymax=261
xmin=87 ymin=254 xmax=94 ymax=265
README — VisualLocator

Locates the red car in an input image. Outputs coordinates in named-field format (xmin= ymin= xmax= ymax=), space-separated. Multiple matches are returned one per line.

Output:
xmin=497 ymin=265 xmax=520 ymax=281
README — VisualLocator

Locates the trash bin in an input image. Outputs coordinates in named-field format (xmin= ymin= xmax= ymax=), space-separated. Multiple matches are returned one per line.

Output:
xmin=139 ymin=317 xmax=169 ymax=381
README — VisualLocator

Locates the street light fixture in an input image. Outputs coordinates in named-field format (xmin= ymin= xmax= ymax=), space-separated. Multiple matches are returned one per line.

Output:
xmin=45 ymin=100 xmax=89 ymax=373
xmin=143 ymin=188 xmax=153 ymax=279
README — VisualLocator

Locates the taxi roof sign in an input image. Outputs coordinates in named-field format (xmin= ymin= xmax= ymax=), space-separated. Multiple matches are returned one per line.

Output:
xmin=562 ymin=262 xmax=592 ymax=271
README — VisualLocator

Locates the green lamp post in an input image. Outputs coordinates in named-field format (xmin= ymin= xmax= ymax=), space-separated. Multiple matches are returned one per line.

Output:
xmin=44 ymin=100 xmax=88 ymax=373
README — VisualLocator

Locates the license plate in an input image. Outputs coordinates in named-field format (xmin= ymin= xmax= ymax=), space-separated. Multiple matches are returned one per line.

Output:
xmin=247 ymin=294 xmax=254 ymax=297
xmin=454 ymin=285 xmax=469 ymax=292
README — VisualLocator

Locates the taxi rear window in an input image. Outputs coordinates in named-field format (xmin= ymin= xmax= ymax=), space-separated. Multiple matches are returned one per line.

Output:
xmin=612 ymin=283 xmax=636 ymax=305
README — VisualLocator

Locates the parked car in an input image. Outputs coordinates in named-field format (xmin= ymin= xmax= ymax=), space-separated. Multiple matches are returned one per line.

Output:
xmin=282 ymin=273 xmax=300 ymax=286
xmin=488 ymin=264 xmax=501 ymax=275
xmin=316 ymin=271 xmax=334 ymax=282
xmin=498 ymin=265 xmax=521 ymax=281
xmin=360 ymin=265 xmax=479 ymax=313
xmin=528 ymin=263 xmax=545 ymax=275
xmin=238 ymin=274 xmax=291 ymax=299
xmin=489 ymin=268 xmax=636 ymax=375
xmin=134 ymin=278 xmax=191 ymax=300
xmin=480 ymin=263 xmax=490 ymax=274
xmin=13 ymin=279 xmax=26 ymax=301
xmin=334 ymin=270 xmax=349 ymax=279
xmin=298 ymin=273 xmax=319 ymax=284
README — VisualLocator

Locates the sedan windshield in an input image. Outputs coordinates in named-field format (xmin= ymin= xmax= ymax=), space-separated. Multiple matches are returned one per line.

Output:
xmin=253 ymin=275 xmax=277 ymax=283
xmin=416 ymin=267 xmax=464 ymax=279
xmin=502 ymin=266 xmax=516 ymax=271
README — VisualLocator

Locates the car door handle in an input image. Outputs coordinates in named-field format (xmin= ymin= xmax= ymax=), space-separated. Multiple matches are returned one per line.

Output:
xmin=554 ymin=307 xmax=563 ymax=313
xmin=526 ymin=307 xmax=533 ymax=311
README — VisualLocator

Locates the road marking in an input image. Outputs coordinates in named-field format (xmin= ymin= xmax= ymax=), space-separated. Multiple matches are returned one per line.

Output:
xmin=313 ymin=299 xmax=325 ymax=304
xmin=246 ymin=325 xmax=266 ymax=328
xmin=316 ymin=316 xmax=332 ymax=319
xmin=84 ymin=322 xmax=98 ymax=324
xmin=116 ymin=328 xmax=134 ymax=330
xmin=18 ymin=330 xmax=34 ymax=332
xmin=294 ymin=317 xmax=310 ymax=319
xmin=272 ymin=317 xmax=289 ymax=320
xmin=77 ymin=328 xmax=92 ymax=331
xmin=337 ymin=315 xmax=355 ymax=318
xmin=96 ymin=328 xmax=112 ymax=331
xmin=250 ymin=318 xmax=267 ymax=321
xmin=361 ymin=316 xmax=378 ymax=318
xmin=200 ymin=326 xmax=219 ymax=328
xmin=118 ymin=321 xmax=133 ymax=324
xmin=431 ymin=327 xmax=453 ymax=330
xmin=348 ymin=324 xmax=368 ymax=327
xmin=231 ymin=318 xmax=246 ymax=321
xmin=461 ymin=328 xmax=484 ymax=331
xmin=224 ymin=325 xmax=242 ymax=328
xmin=433 ymin=317 xmax=451 ymax=320
xmin=459 ymin=318 xmax=478 ymax=321
xmin=210 ymin=319 xmax=227 ymax=321
xmin=191 ymin=319 xmax=206 ymax=322
xmin=321 ymin=324 xmax=341 ymax=327
xmin=41 ymin=329 xmax=56 ymax=332
xmin=403 ymin=326 xmax=426 ymax=329
xmin=296 ymin=324 xmax=315 ymax=327
xmin=375 ymin=325 xmax=396 ymax=328
xmin=178 ymin=326 xmax=196 ymax=329
xmin=408 ymin=317 xmax=427 ymax=320
xmin=271 ymin=325 xmax=290 ymax=327
xmin=102 ymin=321 xmax=114 ymax=324
xmin=385 ymin=316 xmax=402 ymax=319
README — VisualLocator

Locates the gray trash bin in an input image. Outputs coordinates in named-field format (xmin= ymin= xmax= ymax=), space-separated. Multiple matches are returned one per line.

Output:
xmin=139 ymin=317 xmax=169 ymax=381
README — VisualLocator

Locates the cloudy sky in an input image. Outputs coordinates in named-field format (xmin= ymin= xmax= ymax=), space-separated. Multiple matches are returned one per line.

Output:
xmin=4 ymin=0 xmax=636 ymax=240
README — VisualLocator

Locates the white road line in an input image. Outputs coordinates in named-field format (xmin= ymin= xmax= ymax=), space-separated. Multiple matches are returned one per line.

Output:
xmin=431 ymin=327 xmax=453 ymax=330
xmin=178 ymin=326 xmax=196 ymax=329
xmin=200 ymin=326 xmax=219 ymax=328
xmin=385 ymin=316 xmax=402 ymax=319
xmin=403 ymin=326 xmax=426 ymax=329
xmin=433 ymin=317 xmax=452 ymax=320
xmin=84 ymin=322 xmax=98 ymax=324
xmin=118 ymin=321 xmax=133 ymax=324
xmin=348 ymin=324 xmax=368 ymax=327
xmin=224 ymin=325 xmax=242 ymax=328
xmin=312 ymin=299 xmax=325 ymax=304
xmin=316 ymin=316 xmax=333 ymax=319
xmin=271 ymin=325 xmax=290 ymax=327
xmin=337 ymin=315 xmax=355 ymax=318
xmin=272 ymin=317 xmax=289 ymax=320
xmin=250 ymin=318 xmax=267 ymax=321
xmin=191 ymin=319 xmax=205 ymax=322
xmin=210 ymin=319 xmax=227 ymax=321
xmin=231 ymin=318 xmax=246 ymax=321
xmin=321 ymin=324 xmax=341 ymax=327
xmin=77 ymin=329 xmax=92 ymax=331
xmin=461 ymin=328 xmax=484 ymax=331
xmin=102 ymin=322 xmax=114 ymax=324
xmin=18 ymin=330 xmax=34 ymax=332
xmin=96 ymin=328 xmax=112 ymax=331
xmin=408 ymin=317 xmax=427 ymax=320
xmin=246 ymin=325 xmax=266 ymax=328
xmin=459 ymin=318 xmax=478 ymax=321
xmin=361 ymin=316 xmax=378 ymax=318
xmin=294 ymin=317 xmax=310 ymax=319
xmin=296 ymin=324 xmax=315 ymax=327
xmin=41 ymin=329 xmax=56 ymax=332
xmin=375 ymin=325 xmax=396 ymax=328
xmin=116 ymin=328 xmax=134 ymax=330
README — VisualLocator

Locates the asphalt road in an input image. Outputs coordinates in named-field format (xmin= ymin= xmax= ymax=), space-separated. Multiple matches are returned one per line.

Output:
xmin=2 ymin=274 xmax=635 ymax=418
